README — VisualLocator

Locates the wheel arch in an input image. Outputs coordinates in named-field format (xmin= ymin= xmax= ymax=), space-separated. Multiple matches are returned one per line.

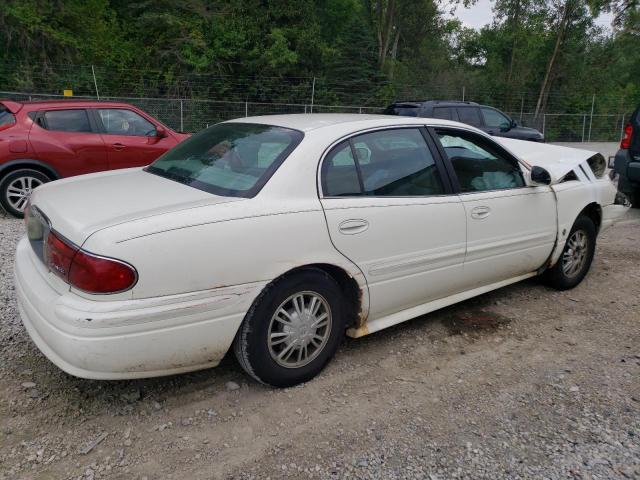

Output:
xmin=259 ymin=263 xmax=366 ymax=330
xmin=0 ymin=160 xmax=60 ymax=181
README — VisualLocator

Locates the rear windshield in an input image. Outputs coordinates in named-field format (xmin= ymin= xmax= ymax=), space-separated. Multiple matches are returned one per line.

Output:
xmin=147 ymin=123 xmax=304 ymax=197
xmin=0 ymin=105 xmax=16 ymax=129
xmin=384 ymin=105 xmax=420 ymax=117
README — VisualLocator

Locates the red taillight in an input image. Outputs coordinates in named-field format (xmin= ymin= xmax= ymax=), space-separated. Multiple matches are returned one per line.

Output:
xmin=621 ymin=123 xmax=633 ymax=149
xmin=69 ymin=250 xmax=137 ymax=294
xmin=44 ymin=231 xmax=136 ymax=294
xmin=45 ymin=232 xmax=77 ymax=280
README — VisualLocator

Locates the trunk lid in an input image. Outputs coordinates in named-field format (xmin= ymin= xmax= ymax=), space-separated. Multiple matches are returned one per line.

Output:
xmin=30 ymin=168 xmax=242 ymax=246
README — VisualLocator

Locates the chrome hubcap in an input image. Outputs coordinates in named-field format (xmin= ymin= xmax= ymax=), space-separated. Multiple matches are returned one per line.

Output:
xmin=562 ymin=230 xmax=588 ymax=278
xmin=268 ymin=291 xmax=332 ymax=368
xmin=5 ymin=176 xmax=43 ymax=212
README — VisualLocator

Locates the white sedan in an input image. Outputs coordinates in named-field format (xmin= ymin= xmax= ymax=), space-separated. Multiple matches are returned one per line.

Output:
xmin=15 ymin=114 xmax=629 ymax=387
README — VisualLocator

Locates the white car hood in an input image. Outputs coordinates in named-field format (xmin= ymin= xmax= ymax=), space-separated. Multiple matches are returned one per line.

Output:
xmin=30 ymin=168 xmax=242 ymax=246
xmin=493 ymin=137 xmax=597 ymax=182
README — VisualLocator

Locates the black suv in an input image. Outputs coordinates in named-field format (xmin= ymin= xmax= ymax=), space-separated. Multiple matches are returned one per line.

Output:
xmin=384 ymin=100 xmax=544 ymax=142
xmin=613 ymin=106 xmax=640 ymax=207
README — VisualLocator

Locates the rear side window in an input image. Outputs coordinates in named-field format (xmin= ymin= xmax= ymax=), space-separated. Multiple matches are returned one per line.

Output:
xmin=456 ymin=107 xmax=482 ymax=127
xmin=43 ymin=109 xmax=92 ymax=133
xmin=384 ymin=105 xmax=420 ymax=117
xmin=432 ymin=107 xmax=454 ymax=120
xmin=322 ymin=128 xmax=445 ymax=197
xmin=0 ymin=105 xmax=16 ymax=131
xmin=321 ymin=142 xmax=361 ymax=196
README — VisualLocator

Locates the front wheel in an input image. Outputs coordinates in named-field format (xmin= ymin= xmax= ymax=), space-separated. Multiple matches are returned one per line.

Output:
xmin=543 ymin=215 xmax=596 ymax=290
xmin=233 ymin=268 xmax=346 ymax=387
xmin=0 ymin=169 xmax=51 ymax=218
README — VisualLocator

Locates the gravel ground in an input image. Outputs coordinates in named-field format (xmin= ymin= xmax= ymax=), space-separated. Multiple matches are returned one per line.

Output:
xmin=0 ymin=210 xmax=639 ymax=480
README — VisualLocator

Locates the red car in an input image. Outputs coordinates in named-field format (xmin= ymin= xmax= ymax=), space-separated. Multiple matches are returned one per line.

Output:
xmin=0 ymin=100 xmax=189 ymax=217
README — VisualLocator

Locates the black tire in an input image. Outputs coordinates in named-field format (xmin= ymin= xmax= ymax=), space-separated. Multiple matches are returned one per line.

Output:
xmin=0 ymin=169 xmax=51 ymax=218
xmin=544 ymin=215 xmax=596 ymax=290
xmin=233 ymin=268 xmax=346 ymax=387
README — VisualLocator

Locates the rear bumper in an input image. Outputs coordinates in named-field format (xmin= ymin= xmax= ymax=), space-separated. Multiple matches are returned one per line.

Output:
xmin=14 ymin=237 xmax=264 ymax=380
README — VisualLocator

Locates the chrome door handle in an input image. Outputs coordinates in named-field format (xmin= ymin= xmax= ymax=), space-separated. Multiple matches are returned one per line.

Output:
xmin=338 ymin=219 xmax=369 ymax=235
xmin=471 ymin=206 xmax=491 ymax=219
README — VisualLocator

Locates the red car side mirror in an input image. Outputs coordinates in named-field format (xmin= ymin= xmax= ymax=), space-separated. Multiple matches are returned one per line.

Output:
xmin=155 ymin=126 xmax=167 ymax=138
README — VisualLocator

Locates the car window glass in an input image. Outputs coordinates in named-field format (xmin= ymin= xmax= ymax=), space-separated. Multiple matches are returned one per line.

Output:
xmin=436 ymin=130 xmax=525 ymax=192
xmin=456 ymin=107 xmax=482 ymax=127
xmin=43 ymin=109 xmax=92 ymax=133
xmin=384 ymin=105 xmax=419 ymax=117
xmin=481 ymin=108 xmax=510 ymax=128
xmin=322 ymin=142 xmax=361 ymax=196
xmin=148 ymin=123 xmax=302 ymax=197
xmin=353 ymin=128 xmax=444 ymax=196
xmin=98 ymin=109 xmax=156 ymax=136
xmin=0 ymin=106 xmax=15 ymax=129
xmin=432 ymin=107 xmax=453 ymax=120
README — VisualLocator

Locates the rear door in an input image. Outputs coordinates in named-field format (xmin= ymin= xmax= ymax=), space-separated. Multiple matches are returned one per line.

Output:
xmin=29 ymin=108 xmax=108 ymax=177
xmin=94 ymin=108 xmax=172 ymax=169
xmin=320 ymin=127 xmax=467 ymax=320
xmin=431 ymin=127 xmax=557 ymax=289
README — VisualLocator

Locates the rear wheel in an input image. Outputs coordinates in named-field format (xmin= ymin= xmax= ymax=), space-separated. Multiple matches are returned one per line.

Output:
xmin=233 ymin=268 xmax=346 ymax=387
xmin=0 ymin=169 xmax=50 ymax=218
xmin=544 ymin=215 xmax=596 ymax=290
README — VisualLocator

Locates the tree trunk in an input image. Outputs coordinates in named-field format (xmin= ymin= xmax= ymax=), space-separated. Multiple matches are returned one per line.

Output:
xmin=534 ymin=0 xmax=573 ymax=120
xmin=389 ymin=27 xmax=400 ymax=79
xmin=505 ymin=0 xmax=521 ymax=109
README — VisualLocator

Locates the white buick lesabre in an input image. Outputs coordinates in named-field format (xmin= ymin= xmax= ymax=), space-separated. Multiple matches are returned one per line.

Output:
xmin=15 ymin=114 xmax=629 ymax=387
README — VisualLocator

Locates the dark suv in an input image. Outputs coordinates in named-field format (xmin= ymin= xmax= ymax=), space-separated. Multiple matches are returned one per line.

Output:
xmin=384 ymin=100 xmax=544 ymax=142
xmin=613 ymin=106 xmax=640 ymax=207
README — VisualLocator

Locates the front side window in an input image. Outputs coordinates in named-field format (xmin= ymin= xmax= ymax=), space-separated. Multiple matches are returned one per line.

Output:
xmin=432 ymin=107 xmax=454 ymax=121
xmin=43 ymin=109 xmax=92 ymax=133
xmin=147 ymin=123 xmax=303 ymax=197
xmin=98 ymin=109 xmax=156 ymax=136
xmin=481 ymin=108 xmax=511 ymax=129
xmin=322 ymin=128 xmax=445 ymax=197
xmin=456 ymin=107 xmax=482 ymax=127
xmin=435 ymin=129 xmax=525 ymax=192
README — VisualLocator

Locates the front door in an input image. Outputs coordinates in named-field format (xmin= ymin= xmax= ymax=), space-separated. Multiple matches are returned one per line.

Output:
xmin=431 ymin=127 xmax=557 ymax=289
xmin=95 ymin=108 xmax=169 ymax=169
xmin=319 ymin=127 xmax=467 ymax=320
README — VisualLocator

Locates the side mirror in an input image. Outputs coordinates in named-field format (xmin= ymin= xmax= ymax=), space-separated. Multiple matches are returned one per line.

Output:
xmin=511 ymin=119 xmax=518 ymax=128
xmin=530 ymin=166 xmax=552 ymax=185
xmin=499 ymin=121 xmax=511 ymax=132
xmin=155 ymin=126 xmax=167 ymax=138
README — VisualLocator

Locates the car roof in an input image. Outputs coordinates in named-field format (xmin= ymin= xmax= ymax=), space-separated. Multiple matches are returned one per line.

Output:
xmin=390 ymin=100 xmax=481 ymax=108
xmin=1 ymin=99 xmax=139 ymax=110
xmin=225 ymin=113 xmax=473 ymax=132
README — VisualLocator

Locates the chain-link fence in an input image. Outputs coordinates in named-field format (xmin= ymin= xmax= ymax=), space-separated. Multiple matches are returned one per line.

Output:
xmin=0 ymin=90 xmax=629 ymax=143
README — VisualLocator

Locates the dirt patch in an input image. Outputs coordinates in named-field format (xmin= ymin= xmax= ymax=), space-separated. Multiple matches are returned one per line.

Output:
xmin=1 ymin=210 xmax=639 ymax=479
xmin=441 ymin=310 xmax=512 ymax=337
